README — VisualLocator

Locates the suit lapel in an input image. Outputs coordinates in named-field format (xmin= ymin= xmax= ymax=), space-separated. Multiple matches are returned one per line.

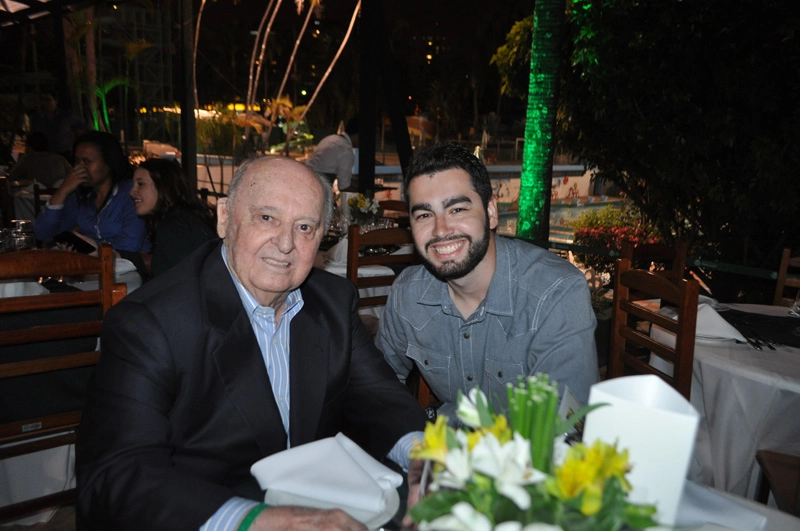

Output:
xmin=288 ymin=292 xmax=329 ymax=447
xmin=203 ymin=247 xmax=287 ymax=455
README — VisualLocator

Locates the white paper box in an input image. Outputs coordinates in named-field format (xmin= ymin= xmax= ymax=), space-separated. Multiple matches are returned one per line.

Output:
xmin=582 ymin=375 xmax=699 ymax=525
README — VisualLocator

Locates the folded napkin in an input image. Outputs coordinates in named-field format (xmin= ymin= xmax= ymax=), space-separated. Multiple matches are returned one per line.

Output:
xmin=676 ymin=480 xmax=766 ymax=530
xmin=251 ymin=433 xmax=401 ymax=527
xmin=650 ymin=303 xmax=746 ymax=377
xmin=328 ymin=237 xmax=349 ymax=264
xmin=656 ymin=303 xmax=746 ymax=342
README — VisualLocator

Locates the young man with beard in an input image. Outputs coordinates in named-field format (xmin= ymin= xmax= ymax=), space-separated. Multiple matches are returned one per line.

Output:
xmin=377 ymin=143 xmax=599 ymax=423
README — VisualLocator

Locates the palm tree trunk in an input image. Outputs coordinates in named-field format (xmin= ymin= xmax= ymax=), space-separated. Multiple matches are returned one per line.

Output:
xmin=84 ymin=8 xmax=99 ymax=131
xmin=193 ymin=0 xmax=208 ymax=110
xmin=516 ymin=0 xmax=565 ymax=242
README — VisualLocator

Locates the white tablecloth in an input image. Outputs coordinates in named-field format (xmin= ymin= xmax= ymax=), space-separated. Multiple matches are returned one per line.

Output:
xmin=686 ymin=304 xmax=800 ymax=500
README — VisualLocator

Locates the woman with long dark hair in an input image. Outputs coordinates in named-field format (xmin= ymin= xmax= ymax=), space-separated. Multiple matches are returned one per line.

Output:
xmin=129 ymin=158 xmax=217 ymax=278
xmin=34 ymin=131 xmax=149 ymax=254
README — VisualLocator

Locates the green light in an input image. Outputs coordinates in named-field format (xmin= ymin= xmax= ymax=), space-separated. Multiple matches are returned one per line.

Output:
xmin=517 ymin=0 xmax=565 ymax=243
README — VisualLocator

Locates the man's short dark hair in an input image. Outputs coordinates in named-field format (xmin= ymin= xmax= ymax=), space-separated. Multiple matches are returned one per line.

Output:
xmin=404 ymin=142 xmax=493 ymax=209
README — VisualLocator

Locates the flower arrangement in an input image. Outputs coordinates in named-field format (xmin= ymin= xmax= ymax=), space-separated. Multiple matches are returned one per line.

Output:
xmin=347 ymin=193 xmax=382 ymax=225
xmin=409 ymin=375 xmax=657 ymax=531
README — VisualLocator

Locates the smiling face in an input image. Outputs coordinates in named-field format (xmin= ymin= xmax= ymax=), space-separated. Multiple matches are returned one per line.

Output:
xmin=217 ymin=157 xmax=326 ymax=312
xmin=408 ymin=168 xmax=498 ymax=282
xmin=130 ymin=167 xmax=159 ymax=216
xmin=73 ymin=143 xmax=111 ymax=188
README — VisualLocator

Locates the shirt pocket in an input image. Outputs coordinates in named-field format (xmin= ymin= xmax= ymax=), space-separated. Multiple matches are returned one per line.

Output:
xmin=485 ymin=356 xmax=524 ymax=387
xmin=407 ymin=344 xmax=451 ymax=398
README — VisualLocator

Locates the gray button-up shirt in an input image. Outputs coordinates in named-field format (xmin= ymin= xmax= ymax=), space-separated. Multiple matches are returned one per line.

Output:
xmin=377 ymin=236 xmax=599 ymax=423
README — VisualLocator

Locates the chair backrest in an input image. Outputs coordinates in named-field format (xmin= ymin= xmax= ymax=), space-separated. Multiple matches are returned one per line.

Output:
xmin=345 ymin=223 xmax=418 ymax=309
xmin=608 ymin=258 xmax=700 ymax=399
xmin=620 ymin=240 xmax=688 ymax=283
xmin=774 ymin=248 xmax=800 ymax=307
xmin=378 ymin=200 xmax=410 ymax=228
xmin=0 ymin=244 xmax=125 ymax=520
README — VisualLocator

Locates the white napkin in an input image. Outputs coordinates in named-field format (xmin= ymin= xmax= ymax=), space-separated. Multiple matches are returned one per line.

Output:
xmin=328 ymin=237 xmax=349 ymax=264
xmin=655 ymin=303 xmax=745 ymax=342
xmin=650 ymin=303 xmax=746 ymax=376
xmin=676 ymin=480 xmax=767 ymax=530
xmin=582 ymin=375 xmax=699 ymax=526
xmin=114 ymin=258 xmax=137 ymax=276
xmin=250 ymin=433 xmax=401 ymax=525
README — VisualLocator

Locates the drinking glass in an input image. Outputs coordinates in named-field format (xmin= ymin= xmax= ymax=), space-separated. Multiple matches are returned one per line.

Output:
xmin=790 ymin=291 xmax=800 ymax=318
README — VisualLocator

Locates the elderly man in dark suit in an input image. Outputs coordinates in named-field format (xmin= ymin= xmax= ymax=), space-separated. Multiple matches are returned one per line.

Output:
xmin=76 ymin=156 xmax=427 ymax=531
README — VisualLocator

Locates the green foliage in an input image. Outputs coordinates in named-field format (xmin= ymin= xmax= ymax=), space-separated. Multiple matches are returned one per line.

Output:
xmin=491 ymin=16 xmax=533 ymax=100
xmin=195 ymin=105 xmax=242 ymax=157
xmin=558 ymin=0 xmax=800 ymax=267
xmin=569 ymin=202 xmax=660 ymax=274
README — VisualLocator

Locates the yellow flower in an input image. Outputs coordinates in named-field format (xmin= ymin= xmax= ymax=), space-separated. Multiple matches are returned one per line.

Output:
xmin=484 ymin=414 xmax=512 ymax=444
xmin=547 ymin=440 xmax=632 ymax=516
xmin=587 ymin=440 xmax=632 ymax=491
xmin=410 ymin=415 xmax=451 ymax=465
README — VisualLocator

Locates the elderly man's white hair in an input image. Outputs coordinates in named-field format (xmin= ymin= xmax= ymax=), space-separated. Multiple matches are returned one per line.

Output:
xmin=226 ymin=156 xmax=334 ymax=229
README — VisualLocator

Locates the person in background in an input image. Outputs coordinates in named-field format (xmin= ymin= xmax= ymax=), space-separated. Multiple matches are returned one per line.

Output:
xmin=9 ymin=131 xmax=72 ymax=188
xmin=377 ymin=142 xmax=599 ymax=423
xmin=305 ymin=117 xmax=359 ymax=192
xmin=128 ymin=157 xmax=217 ymax=279
xmin=33 ymin=131 xmax=149 ymax=255
xmin=28 ymin=90 xmax=87 ymax=162
xmin=76 ymin=156 xmax=427 ymax=530
xmin=8 ymin=131 xmax=72 ymax=220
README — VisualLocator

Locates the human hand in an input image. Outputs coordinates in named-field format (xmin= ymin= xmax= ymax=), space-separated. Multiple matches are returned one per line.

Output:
xmin=49 ymin=165 xmax=89 ymax=206
xmin=63 ymin=164 xmax=90 ymax=192
xmin=401 ymin=459 xmax=427 ymax=531
xmin=249 ymin=505 xmax=366 ymax=531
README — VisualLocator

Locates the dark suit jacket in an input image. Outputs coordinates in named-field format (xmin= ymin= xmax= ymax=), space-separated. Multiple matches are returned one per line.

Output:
xmin=76 ymin=241 xmax=427 ymax=530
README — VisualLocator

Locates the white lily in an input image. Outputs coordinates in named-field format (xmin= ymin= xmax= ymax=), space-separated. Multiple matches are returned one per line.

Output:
xmin=471 ymin=432 xmax=546 ymax=510
xmin=419 ymin=501 xmax=494 ymax=531
xmin=434 ymin=445 xmax=472 ymax=490
xmin=455 ymin=387 xmax=490 ymax=428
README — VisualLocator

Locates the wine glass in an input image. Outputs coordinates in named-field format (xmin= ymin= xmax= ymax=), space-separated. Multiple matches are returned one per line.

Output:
xmin=790 ymin=290 xmax=800 ymax=318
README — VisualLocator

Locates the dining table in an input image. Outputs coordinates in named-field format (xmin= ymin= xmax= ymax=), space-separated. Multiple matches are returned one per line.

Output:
xmin=649 ymin=301 xmax=800 ymax=501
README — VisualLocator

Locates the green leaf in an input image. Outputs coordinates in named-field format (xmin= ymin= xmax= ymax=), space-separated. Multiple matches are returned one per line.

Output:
xmin=556 ymin=402 xmax=608 ymax=437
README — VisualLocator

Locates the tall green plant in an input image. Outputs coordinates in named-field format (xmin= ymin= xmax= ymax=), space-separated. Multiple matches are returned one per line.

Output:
xmin=516 ymin=0 xmax=565 ymax=243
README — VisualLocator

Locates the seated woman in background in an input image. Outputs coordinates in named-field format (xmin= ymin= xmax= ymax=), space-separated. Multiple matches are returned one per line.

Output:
xmin=129 ymin=157 xmax=218 ymax=279
xmin=34 ymin=131 xmax=149 ymax=254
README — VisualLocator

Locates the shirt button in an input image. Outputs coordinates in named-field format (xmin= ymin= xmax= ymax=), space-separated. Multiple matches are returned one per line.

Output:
xmin=463 ymin=332 xmax=470 ymax=339
xmin=467 ymin=375 xmax=473 ymax=381
xmin=498 ymin=371 xmax=504 ymax=378
xmin=424 ymin=359 xmax=429 ymax=365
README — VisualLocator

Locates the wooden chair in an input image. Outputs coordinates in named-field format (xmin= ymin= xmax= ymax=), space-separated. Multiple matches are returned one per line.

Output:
xmin=774 ymin=248 xmax=800 ymax=307
xmin=344 ymin=224 xmax=434 ymax=406
xmin=378 ymin=199 xmax=410 ymax=228
xmin=345 ymin=223 xmax=418 ymax=309
xmin=620 ymin=239 xmax=688 ymax=284
xmin=608 ymin=258 xmax=700 ymax=400
xmin=0 ymin=243 xmax=126 ymax=521
xmin=756 ymin=450 xmax=800 ymax=517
